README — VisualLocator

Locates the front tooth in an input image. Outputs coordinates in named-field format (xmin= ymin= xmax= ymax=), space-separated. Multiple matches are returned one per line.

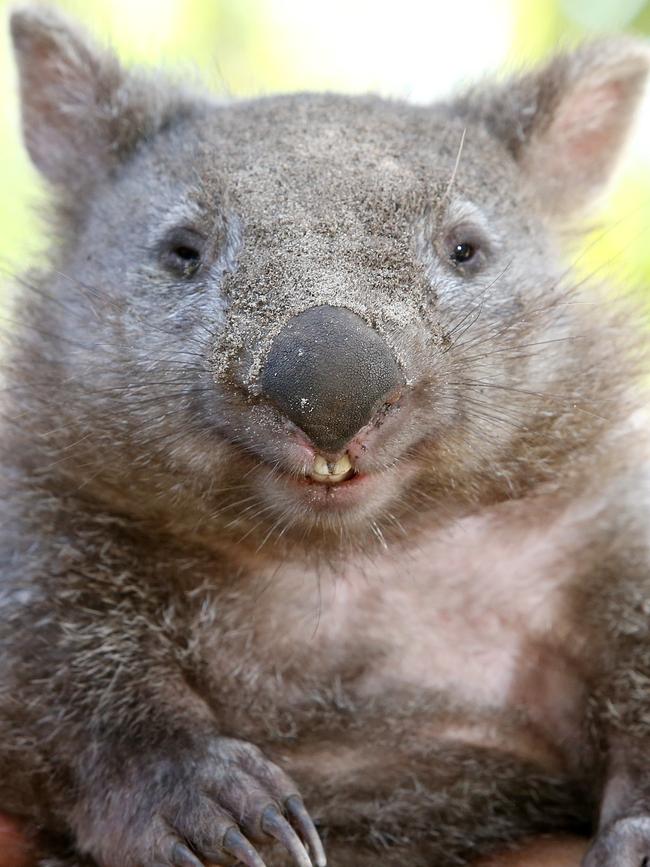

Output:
xmin=310 ymin=453 xmax=353 ymax=482
xmin=331 ymin=454 xmax=352 ymax=476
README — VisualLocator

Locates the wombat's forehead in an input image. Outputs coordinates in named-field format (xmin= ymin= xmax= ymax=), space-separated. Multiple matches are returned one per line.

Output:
xmin=193 ymin=94 xmax=472 ymax=212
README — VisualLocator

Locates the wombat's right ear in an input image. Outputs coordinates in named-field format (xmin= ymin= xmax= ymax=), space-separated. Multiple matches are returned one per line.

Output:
xmin=10 ymin=7 xmax=183 ymax=189
xmin=457 ymin=39 xmax=650 ymax=217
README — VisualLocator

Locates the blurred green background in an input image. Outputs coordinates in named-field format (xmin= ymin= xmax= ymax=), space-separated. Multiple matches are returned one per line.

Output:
xmin=1 ymin=0 xmax=650 ymax=295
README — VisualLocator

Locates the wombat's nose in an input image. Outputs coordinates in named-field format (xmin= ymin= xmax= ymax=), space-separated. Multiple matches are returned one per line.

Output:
xmin=260 ymin=305 xmax=404 ymax=453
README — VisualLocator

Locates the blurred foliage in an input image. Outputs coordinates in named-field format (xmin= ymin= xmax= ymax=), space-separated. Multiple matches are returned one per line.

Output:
xmin=0 ymin=0 xmax=649 ymax=301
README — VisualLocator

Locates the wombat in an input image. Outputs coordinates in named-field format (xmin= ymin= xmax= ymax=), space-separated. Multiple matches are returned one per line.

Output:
xmin=2 ymin=6 xmax=650 ymax=867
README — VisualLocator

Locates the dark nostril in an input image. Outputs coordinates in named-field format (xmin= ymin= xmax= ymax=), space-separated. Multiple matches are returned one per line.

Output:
xmin=259 ymin=305 xmax=404 ymax=453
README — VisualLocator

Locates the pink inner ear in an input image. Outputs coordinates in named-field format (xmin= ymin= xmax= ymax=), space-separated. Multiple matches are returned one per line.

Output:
xmin=527 ymin=62 xmax=646 ymax=215
xmin=10 ymin=9 xmax=132 ymax=186
xmin=15 ymin=24 xmax=103 ymax=183
xmin=553 ymin=78 xmax=630 ymax=166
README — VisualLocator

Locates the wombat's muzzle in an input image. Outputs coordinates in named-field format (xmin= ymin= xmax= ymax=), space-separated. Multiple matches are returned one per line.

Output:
xmin=260 ymin=305 xmax=404 ymax=453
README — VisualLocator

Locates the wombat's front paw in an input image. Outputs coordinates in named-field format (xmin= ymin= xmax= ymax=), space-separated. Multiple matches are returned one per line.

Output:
xmin=583 ymin=817 xmax=650 ymax=867
xmin=82 ymin=737 xmax=325 ymax=867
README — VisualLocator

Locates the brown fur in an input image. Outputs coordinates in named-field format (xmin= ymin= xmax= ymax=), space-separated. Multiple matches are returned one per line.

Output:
xmin=2 ymin=7 xmax=650 ymax=867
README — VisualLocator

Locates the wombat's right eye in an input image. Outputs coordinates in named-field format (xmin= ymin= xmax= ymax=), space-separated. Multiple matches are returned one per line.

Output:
xmin=443 ymin=224 xmax=488 ymax=276
xmin=159 ymin=228 xmax=205 ymax=277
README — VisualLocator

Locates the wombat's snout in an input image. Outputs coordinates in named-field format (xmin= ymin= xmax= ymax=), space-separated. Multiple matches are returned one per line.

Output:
xmin=260 ymin=305 xmax=404 ymax=453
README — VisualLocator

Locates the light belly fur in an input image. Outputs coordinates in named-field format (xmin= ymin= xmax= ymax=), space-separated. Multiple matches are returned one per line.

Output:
xmin=242 ymin=491 xmax=601 ymax=775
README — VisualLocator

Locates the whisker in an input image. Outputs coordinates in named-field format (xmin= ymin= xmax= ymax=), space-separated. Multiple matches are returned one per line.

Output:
xmin=439 ymin=126 xmax=467 ymax=212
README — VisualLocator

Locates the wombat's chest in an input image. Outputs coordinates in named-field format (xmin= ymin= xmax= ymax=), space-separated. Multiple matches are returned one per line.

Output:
xmin=230 ymin=496 xmax=594 ymax=765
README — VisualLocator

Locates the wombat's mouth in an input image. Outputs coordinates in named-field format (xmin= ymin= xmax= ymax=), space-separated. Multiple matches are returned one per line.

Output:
xmin=306 ymin=453 xmax=356 ymax=485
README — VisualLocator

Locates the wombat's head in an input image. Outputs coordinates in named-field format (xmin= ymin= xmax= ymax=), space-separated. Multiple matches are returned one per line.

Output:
xmin=8 ymin=9 xmax=649 ymax=555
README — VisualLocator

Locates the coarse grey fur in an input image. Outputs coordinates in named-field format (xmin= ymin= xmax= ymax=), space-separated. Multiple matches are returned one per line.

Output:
xmin=2 ymin=6 xmax=650 ymax=867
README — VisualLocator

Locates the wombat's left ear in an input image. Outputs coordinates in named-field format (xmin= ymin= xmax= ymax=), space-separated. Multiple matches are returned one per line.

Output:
xmin=457 ymin=39 xmax=650 ymax=217
xmin=10 ymin=7 xmax=191 ymax=191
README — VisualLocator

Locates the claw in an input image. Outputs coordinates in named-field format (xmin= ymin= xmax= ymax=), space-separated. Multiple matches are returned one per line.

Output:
xmin=171 ymin=842 xmax=204 ymax=867
xmin=285 ymin=796 xmax=327 ymax=867
xmin=223 ymin=826 xmax=267 ymax=867
xmin=261 ymin=804 xmax=313 ymax=867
